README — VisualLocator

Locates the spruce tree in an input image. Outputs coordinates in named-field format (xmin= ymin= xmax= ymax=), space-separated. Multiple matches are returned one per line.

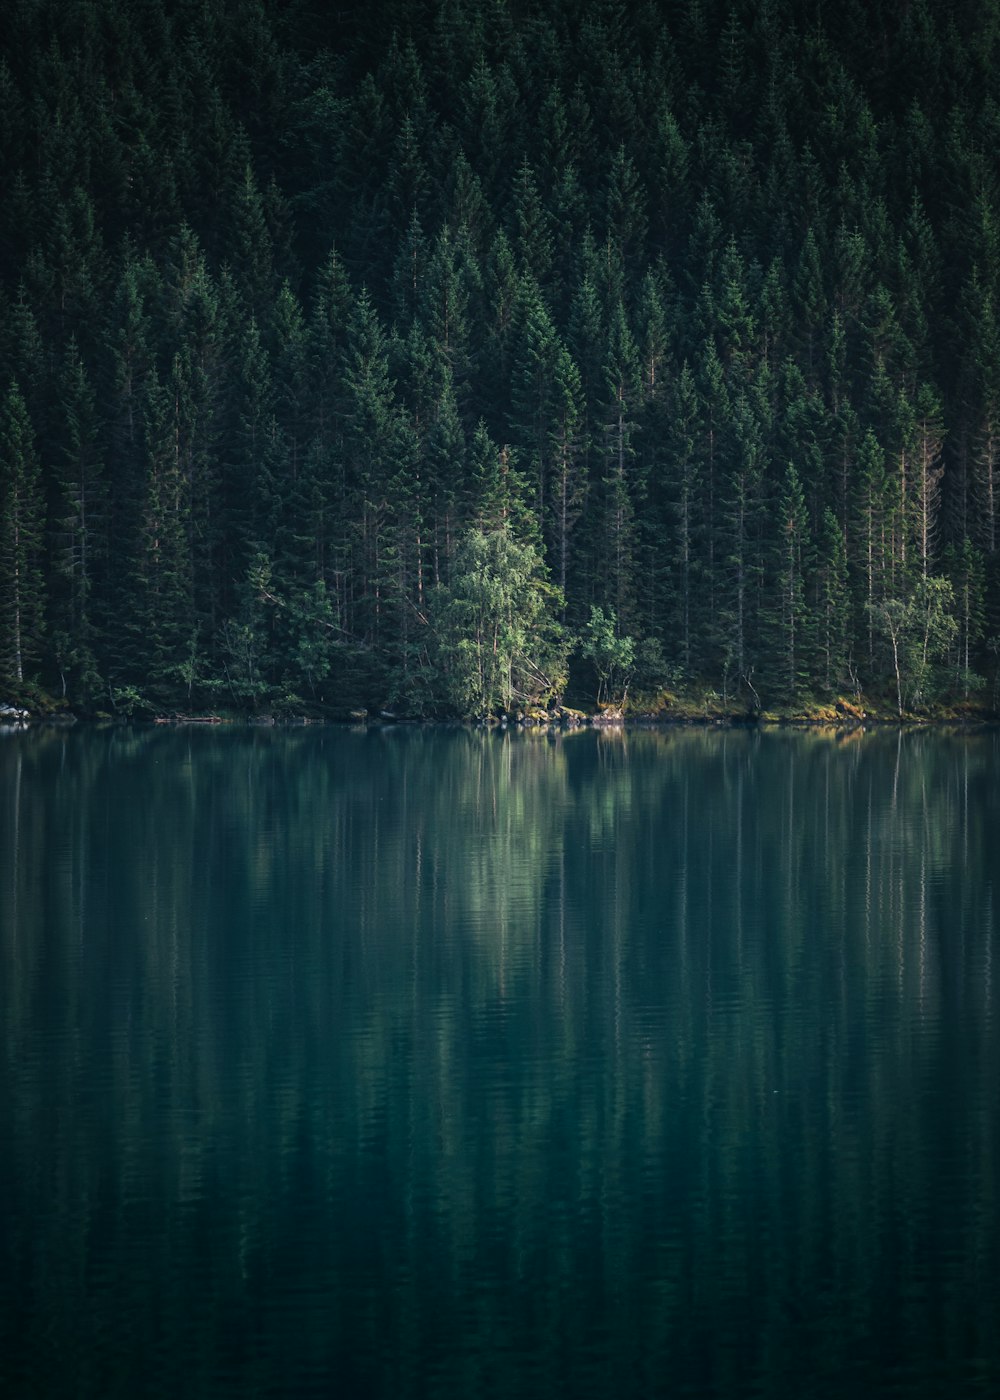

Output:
xmin=912 ymin=382 xmax=945 ymax=577
xmin=130 ymin=359 xmax=196 ymax=700
xmin=508 ymin=279 xmax=561 ymax=528
xmin=597 ymin=299 xmax=642 ymax=632
xmin=51 ymin=340 xmax=105 ymax=699
xmin=548 ymin=343 xmax=586 ymax=612
xmin=664 ymin=360 xmax=701 ymax=677
xmin=338 ymin=287 xmax=399 ymax=649
xmin=852 ymin=427 xmax=892 ymax=671
xmin=511 ymin=158 xmax=554 ymax=288
xmin=605 ymin=143 xmax=648 ymax=271
xmin=0 ymin=382 xmax=46 ymax=686
xmin=943 ymin=536 xmax=986 ymax=696
xmin=816 ymin=506 xmax=850 ymax=693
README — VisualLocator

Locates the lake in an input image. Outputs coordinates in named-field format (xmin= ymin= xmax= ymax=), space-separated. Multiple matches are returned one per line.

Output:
xmin=1 ymin=723 xmax=998 ymax=1398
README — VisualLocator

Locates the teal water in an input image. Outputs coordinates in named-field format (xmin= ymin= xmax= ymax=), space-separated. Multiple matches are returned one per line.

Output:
xmin=1 ymin=724 xmax=998 ymax=1399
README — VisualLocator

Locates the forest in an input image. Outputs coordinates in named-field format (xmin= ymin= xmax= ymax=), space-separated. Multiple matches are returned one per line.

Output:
xmin=1 ymin=0 xmax=999 ymax=718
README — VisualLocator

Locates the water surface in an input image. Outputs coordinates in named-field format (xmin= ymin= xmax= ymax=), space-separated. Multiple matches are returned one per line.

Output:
xmin=1 ymin=724 xmax=998 ymax=1398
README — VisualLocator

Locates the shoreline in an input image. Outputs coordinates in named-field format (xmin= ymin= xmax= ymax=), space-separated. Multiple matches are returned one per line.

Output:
xmin=3 ymin=697 xmax=998 ymax=733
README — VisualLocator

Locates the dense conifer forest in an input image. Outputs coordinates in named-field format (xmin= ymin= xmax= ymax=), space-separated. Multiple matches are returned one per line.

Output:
xmin=1 ymin=0 xmax=999 ymax=717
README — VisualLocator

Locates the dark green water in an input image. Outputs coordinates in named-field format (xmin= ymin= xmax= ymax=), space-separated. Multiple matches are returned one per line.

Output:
xmin=1 ymin=724 xmax=998 ymax=1399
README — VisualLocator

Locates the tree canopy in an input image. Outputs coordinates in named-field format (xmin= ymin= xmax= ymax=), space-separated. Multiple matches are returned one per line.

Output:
xmin=1 ymin=0 xmax=999 ymax=715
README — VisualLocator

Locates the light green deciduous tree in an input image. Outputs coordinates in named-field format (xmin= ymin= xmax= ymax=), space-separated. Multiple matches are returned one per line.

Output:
xmin=433 ymin=522 xmax=567 ymax=717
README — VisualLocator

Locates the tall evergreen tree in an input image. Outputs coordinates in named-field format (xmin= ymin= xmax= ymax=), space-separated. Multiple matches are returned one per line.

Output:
xmin=852 ymin=427 xmax=893 ymax=670
xmin=420 ymin=224 xmax=480 ymax=414
xmin=692 ymin=337 xmax=731 ymax=668
xmin=912 ymin=382 xmax=945 ymax=577
xmin=597 ymin=299 xmax=642 ymax=631
xmin=768 ymin=461 xmax=811 ymax=700
xmin=509 ymin=279 xmax=561 ymax=525
xmin=511 ymin=157 xmax=554 ymax=288
xmin=605 ymin=142 xmax=647 ymax=271
xmin=128 ymin=359 xmax=196 ymax=698
xmin=338 ymin=287 xmax=400 ymax=649
xmin=719 ymin=389 xmax=765 ymax=695
xmin=815 ymin=506 xmax=850 ymax=692
xmin=548 ymin=343 xmax=586 ymax=612
xmin=943 ymin=535 xmax=986 ymax=696
xmin=663 ymin=359 xmax=701 ymax=676
xmin=0 ymin=382 xmax=46 ymax=685
xmin=51 ymin=340 xmax=105 ymax=698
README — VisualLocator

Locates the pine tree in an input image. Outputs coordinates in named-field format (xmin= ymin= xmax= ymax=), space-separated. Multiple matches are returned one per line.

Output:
xmin=51 ymin=340 xmax=105 ymax=698
xmin=636 ymin=268 xmax=670 ymax=402
xmin=719 ymin=389 xmax=766 ymax=698
xmin=685 ymin=192 xmax=724 ymax=299
xmin=229 ymin=164 xmax=275 ymax=322
xmin=43 ymin=186 xmax=107 ymax=345
xmin=440 ymin=148 xmax=490 ymax=253
xmin=692 ymin=338 xmax=731 ymax=668
xmin=972 ymin=395 xmax=1000 ymax=557
xmin=882 ymin=382 xmax=916 ymax=590
xmin=852 ymin=427 xmax=893 ymax=670
xmin=758 ymin=256 xmax=790 ymax=370
xmin=792 ymin=226 xmax=827 ymax=381
xmin=3 ymin=285 xmax=47 ymax=425
xmin=382 ymin=409 xmax=431 ymax=712
xmin=508 ymin=279 xmax=561 ymax=527
xmin=717 ymin=5 xmax=748 ymax=129
xmin=597 ymin=300 xmax=642 ymax=631
xmin=651 ymin=104 xmax=691 ymax=256
xmin=481 ymin=229 xmax=520 ymax=414
xmin=775 ymin=358 xmax=829 ymax=534
xmin=538 ymin=81 xmax=572 ymax=180
xmin=264 ymin=172 xmax=297 ymax=290
xmin=605 ymin=143 xmax=647 ymax=271
xmin=567 ymin=266 xmax=605 ymax=411
xmin=664 ymin=360 xmax=701 ymax=676
xmin=391 ymin=209 xmax=428 ymax=328
xmin=832 ymin=221 xmax=871 ymax=323
xmin=0 ymin=382 xmax=46 ymax=685
xmin=943 ymin=536 xmax=986 ymax=696
xmin=423 ymin=364 xmax=466 ymax=587
xmin=420 ymin=224 xmax=480 ymax=414
xmin=271 ymin=281 xmax=310 ymax=481
xmin=548 ymin=342 xmax=586 ymax=609
xmin=457 ymin=56 xmax=509 ymax=205
xmin=546 ymin=160 xmax=586 ymax=313
xmin=336 ymin=73 xmax=393 ymax=285
xmin=386 ymin=111 xmax=431 ymax=238
xmin=338 ymin=287 xmax=398 ymax=648
xmin=511 ymin=157 xmax=554 ymax=287
xmin=713 ymin=238 xmax=756 ymax=381
xmin=768 ymin=461 xmax=811 ymax=700
xmin=816 ymin=506 xmax=850 ymax=692
xmin=130 ymin=359 xmax=196 ymax=699
xmin=912 ymin=382 xmax=945 ymax=578
xmin=309 ymin=244 xmax=354 ymax=445
xmin=158 ymin=257 xmax=227 ymax=650
xmin=963 ymin=271 xmax=1000 ymax=555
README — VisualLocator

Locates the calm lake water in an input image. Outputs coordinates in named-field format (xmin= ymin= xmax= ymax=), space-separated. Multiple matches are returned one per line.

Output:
xmin=1 ymin=723 xmax=998 ymax=1398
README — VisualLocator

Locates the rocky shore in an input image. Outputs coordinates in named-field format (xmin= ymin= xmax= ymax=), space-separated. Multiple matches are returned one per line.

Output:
xmin=1 ymin=688 xmax=996 ymax=730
